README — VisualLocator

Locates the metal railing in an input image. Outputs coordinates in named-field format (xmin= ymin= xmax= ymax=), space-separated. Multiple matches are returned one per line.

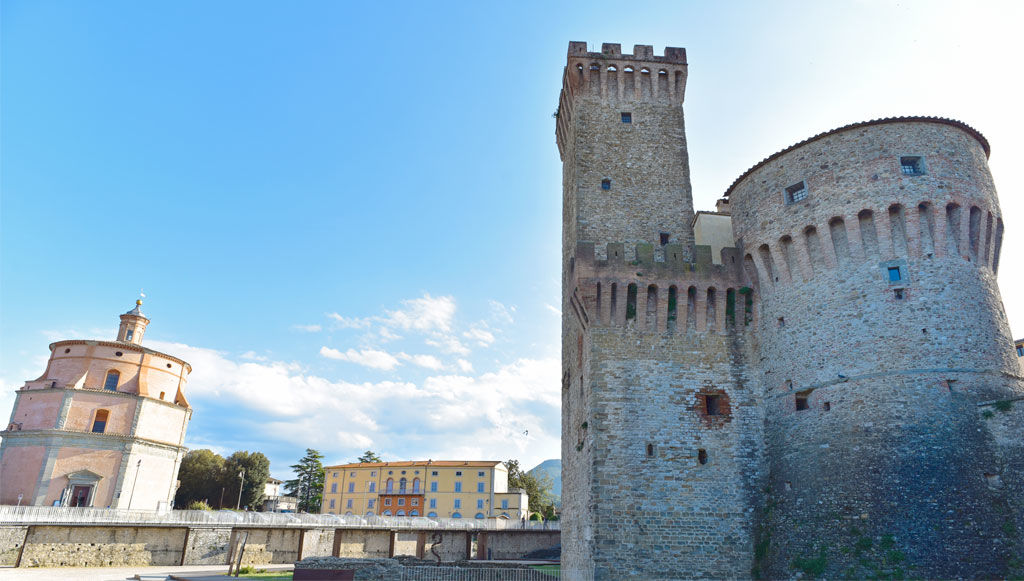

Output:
xmin=0 ymin=505 xmax=560 ymax=530
xmin=399 ymin=567 xmax=560 ymax=580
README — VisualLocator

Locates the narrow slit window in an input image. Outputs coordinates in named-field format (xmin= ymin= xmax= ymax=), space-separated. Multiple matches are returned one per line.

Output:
xmin=697 ymin=449 xmax=708 ymax=465
xmin=646 ymin=443 xmax=654 ymax=457
xmin=601 ymin=179 xmax=611 ymax=191
xmin=621 ymin=112 xmax=632 ymax=123
xmin=103 ymin=370 xmax=120 ymax=391
xmin=92 ymin=410 xmax=109 ymax=433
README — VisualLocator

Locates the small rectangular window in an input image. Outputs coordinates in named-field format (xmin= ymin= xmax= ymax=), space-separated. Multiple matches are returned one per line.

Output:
xmin=412 ymin=498 xmax=419 ymax=506
xmin=430 ymin=498 xmax=437 ymax=508
xmin=478 ymin=471 xmax=485 ymax=477
xmin=900 ymin=156 xmax=924 ymax=175
xmin=454 ymin=482 xmax=462 ymax=492
xmin=785 ymin=181 xmax=808 ymax=204
xmin=795 ymin=390 xmax=811 ymax=411
xmin=1017 ymin=345 xmax=1023 ymax=357
xmin=431 ymin=471 xmax=438 ymax=476
xmin=477 ymin=499 xmax=484 ymax=509
xmin=659 ymin=232 xmax=670 ymax=245
xmin=601 ymin=179 xmax=611 ymax=191
xmin=125 ymin=329 xmax=134 ymax=341
xmin=705 ymin=394 xmax=721 ymax=416
xmin=455 ymin=471 xmax=462 ymax=477
xmin=454 ymin=499 xmax=461 ymax=509
xmin=888 ymin=267 xmax=902 ymax=282
xmin=501 ymin=499 xmax=508 ymax=509
xmin=398 ymin=498 xmax=405 ymax=506
xmin=346 ymin=499 xmax=353 ymax=508
xmin=894 ymin=288 xmax=905 ymax=300
xmin=371 ymin=471 xmax=376 ymax=477
xmin=330 ymin=499 xmax=336 ymax=509
xmin=331 ymin=483 xmax=338 ymax=493
xmin=368 ymin=499 xmax=375 ymax=508
xmin=621 ymin=112 xmax=632 ymax=123
xmin=384 ymin=498 xmax=391 ymax=506
xmin=477 ymin=482 xmax=485 ymax=492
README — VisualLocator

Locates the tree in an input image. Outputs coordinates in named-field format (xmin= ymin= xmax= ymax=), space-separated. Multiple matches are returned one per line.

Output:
xmin=175 ymin=449 xmax=226 ymax=508
xmin=505 ymin=459 xmax=555 ymax=518
xmin=286 ymin=449 xmax=325 ymax=513
xmin=222 ymin=451 xmax=270 ymax=510
xmin=357 ymin=450 xmax=382 ymax=463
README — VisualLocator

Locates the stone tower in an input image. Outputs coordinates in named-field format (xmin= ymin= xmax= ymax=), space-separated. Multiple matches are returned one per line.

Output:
xmin=0 ymin=300 xmax=192 ymax=510
xmin=727 ymin=118 xmax=1024 ymax=579
xmin=558 ymin=42 xmax=764 ymax=579
xmin=558 ymin=41 xmax=1024 ymax=579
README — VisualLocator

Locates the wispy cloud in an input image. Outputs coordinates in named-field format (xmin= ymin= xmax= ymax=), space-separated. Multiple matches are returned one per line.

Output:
xmin=292 ymin=324 xmax=322 ymax=333
xmin=463 ymin=327 xmax=495 ymax=347
xmin=326 ymin=313 xmax=372 ymax=328
xmin=319 ymin=347 xmax=401 ymax=370
xmin=382 ymin=294 xmax=456 ymax=334
xmin=544 ymin=304 xmax=561 ymax=316
xmin=398 ymin=353 xmax=444 ymax=371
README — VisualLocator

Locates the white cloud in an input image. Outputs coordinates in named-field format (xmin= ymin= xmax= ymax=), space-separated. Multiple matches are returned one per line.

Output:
xmin=319 ymin=347 xmax=401 ymax=370
xmin=326 ymin=313 xmax=372 ymax=328
xmin=383 ymin=294 xmax=456 ymax=333
xmin=398 ymin=353 xmax=444 ymax=371
xmin=456 ymin=359 xmax=474 ymax=373
xmin=146 ymin=340 xmax=560 ymax=472
xmin=544 ymin=304 xmax=561 ymax=316
xmin=240 ymin=351 xmax=268 ymax=361
xmin=463 ymin=327 xmax=495 ymax=347
xmin=292 ymin=324 xmax=322 ymax=333
xmin=425 ymin=336 xmax=470 ymax=356
xmin=488 ymin=300 xmax=516 ymax=324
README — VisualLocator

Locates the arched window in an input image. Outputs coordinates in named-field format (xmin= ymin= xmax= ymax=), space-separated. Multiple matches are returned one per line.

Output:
xmin=410 ymin=510 xmax=419 ymax=516
xmin=427 ymin=512 xmax=438 ymax=518
xmin=385 ymin=478 xmax=394 ymax=493
xmin=396 ymin=510 xmax=405 ymax=516
xmin=412 ymin=478 xmax=420 ymax=493
xmin=452 ymin=512 xmax=462 ymax=518
xmin=103 ymin=370 xmax=120 ymax=391
xmin=399 ymin=477 xmax=407 ymax=493
xmin=92 ymin=410 xmax=109 ymax=433
xmin=475 ymin=513 xmax=485 ymax=519
xmin=383 ymin=510 xmax=392 ymax=516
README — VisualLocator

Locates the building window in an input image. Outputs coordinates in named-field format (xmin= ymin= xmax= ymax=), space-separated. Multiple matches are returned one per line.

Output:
xmin=329 ymin=499 xmax=336 ymax=509
xmin=369 ymin=482 xmax=375 ymax=492
xmin=350 ymin=471 xmax=355 ymax=477
xmin=103 ymin=370 xmax=120 ymax=391
xmin=346 ymin=499 xmax=353 ymax=509
xmin=397 ymin=509 xmax=405 ymax=516
xmin=333 ymin=472 xmax=338 ymax=478
xmin=383 ymin=510 xmax=391 ymax=516
xmin=475 ymin=513 xmax=485 ymax=519
xmin=430 ymin=481 xmax=437 ymax=492
xmin=478 ymin=471 xmax=485 ymax=477
xmin=91 ymin=409 xmax=109 ymax=433
xmin=900 ymin=156 xmax=924 ymax=175
xmin=412 ymin=498 xmax=419 ymax=506
xmin=430 ymin=498 xmax=437 ymax=508
xmin=601 ymin=179 xmax=611 ymax=191
xmin=894 ymin=288 xmax=905 ymax=300
xmin=454 ymin=482 xmax=462 ymax=492
xmin=1016 ymin=345 xmax=1023 ymax=357
xmin=398 ymin=498 xmax=405 ymax=506
xmin=399 ymin=478 xmax=407 ymax=493
xmin=698 ymin=449 xmax=708 ymax=465
xmin=477 ymin=482 xmax=485 ymax=493
xmin=501 ymin=499 xmax=508 ymax=509
xmin=412 ymin=478 xmax=420 ymax=493
xmin=621 ymin=112 xmax=631 ymax=123
xmin=785 ymin=181 xmax=808 ymax=204
xmin=386 ymin=478 xmax=394 ymax=493
xmin=384 ymin=498 xmax=391 ymax=506
xmin=347 ymin=482 xmax=354 ymax=493
xmin=705 ymin=394 xmax=722 ymax=416
xmin=431 ymin=471 xmax=438 ymax=476
xmin=455 ymin=471 xmax=462 ymax=477
xmin=646 ymin=443 xmax=654 ymax=457
xmin=454 ymin=499 xmax=461 ymax=509
xmin=888 ymin=266 xmax=902 ymax=282
xmin=125 ymin=329 xmax=134 ymax=341
xmin=660 ymin=232 xmax=670 ymax=245
xmin=428 ymin=511 xmax=438 ymax=517
xmin=410 ymin=510 xmax=419 ymax=516
xmin=477 ymin=499 xmax=484 ymax=509
xmin=368 ymin=499 xmax=375 ymax=508
xmin=330 ymin=483 xmax=337 ymax=493
xmin=370 ymin=471 xmax=376 ymax=477
xmin=796 ymin=390 xmax=811 ymax=411
xmin=452 ymin=512 xmax=462 ymax=518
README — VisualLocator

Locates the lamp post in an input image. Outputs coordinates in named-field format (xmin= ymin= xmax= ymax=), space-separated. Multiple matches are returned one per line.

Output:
xmin=236 ymin=469 xmax=245 ymax=510
xmin=127 ymin=459 xmax=142 ymax=509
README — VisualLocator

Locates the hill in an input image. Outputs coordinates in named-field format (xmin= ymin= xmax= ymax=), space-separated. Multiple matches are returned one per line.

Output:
xmin=528 ymin=458 xmax=561 ymax=505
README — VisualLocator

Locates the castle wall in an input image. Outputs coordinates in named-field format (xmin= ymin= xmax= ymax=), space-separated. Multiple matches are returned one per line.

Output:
xmin=727 ymin=119 xmax=1024 ymax=579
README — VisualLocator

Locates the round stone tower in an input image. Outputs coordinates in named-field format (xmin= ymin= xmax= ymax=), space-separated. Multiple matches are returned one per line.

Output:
xmin=727 ymin=118 xmax=1024 ymax=578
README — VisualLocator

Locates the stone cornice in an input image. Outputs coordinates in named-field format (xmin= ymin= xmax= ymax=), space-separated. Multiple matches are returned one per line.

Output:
xmin=48 ymin=339 xmax=192 ymax=372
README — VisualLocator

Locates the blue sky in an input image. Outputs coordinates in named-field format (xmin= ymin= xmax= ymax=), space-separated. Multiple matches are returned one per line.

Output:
xmin=3 ymin=1 xmax=1023 ymax=479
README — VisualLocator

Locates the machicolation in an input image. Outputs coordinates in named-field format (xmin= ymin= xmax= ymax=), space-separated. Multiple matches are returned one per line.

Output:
xmin=559 ymin=41 xmax=1024 ymax=580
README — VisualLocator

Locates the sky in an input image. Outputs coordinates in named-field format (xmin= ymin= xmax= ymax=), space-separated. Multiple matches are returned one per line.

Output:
xmin=2 ymin=0 xmax=1023 ymax=480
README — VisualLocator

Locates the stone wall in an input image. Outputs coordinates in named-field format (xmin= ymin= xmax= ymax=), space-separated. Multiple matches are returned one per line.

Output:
xmin=18 ymin=525 xmax=186 ymax=567
xmin=0 ymin=526 xmax=26 ymax=566
xmin=479 ymin=531 xmax=560 ymax=560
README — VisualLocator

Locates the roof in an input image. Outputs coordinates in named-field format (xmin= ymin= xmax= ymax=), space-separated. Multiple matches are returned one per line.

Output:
xmin=723 ymin=116 xmax=990 ymax=199
xmin=49 ymin=339 xmax=192 ymax=372
xmin=324 ymin=460 xmax=506 ymax=469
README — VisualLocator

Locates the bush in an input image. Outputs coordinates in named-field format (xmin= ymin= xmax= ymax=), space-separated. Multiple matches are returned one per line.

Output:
xmin=185 ymin=500 xmax=213 ymax=511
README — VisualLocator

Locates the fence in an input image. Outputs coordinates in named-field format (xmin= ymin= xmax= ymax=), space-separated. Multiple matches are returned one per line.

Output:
xmin=399 ymin=567 xmax=560 ymax=580
xmin=0 ymin=505 xmax=559 ymax=531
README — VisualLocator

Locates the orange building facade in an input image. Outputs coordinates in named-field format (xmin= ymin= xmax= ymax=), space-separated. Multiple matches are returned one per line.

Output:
xmin=0 ymin=301 xmax=192 ymax=509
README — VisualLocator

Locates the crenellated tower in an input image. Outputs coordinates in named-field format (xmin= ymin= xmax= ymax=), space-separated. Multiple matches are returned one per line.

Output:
xmin=558 ymin=42 xmax=764 ymax=580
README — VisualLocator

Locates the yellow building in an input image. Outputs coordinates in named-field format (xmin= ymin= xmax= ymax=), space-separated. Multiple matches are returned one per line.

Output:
xmin=321 ymin=460 xmax=529 ymax=520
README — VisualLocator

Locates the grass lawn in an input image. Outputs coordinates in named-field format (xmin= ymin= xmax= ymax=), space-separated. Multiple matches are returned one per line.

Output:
xmin=530 ymin=564 xmax=561 ymax=577
xmin=221 ymin=569 xmax=292 ymax=580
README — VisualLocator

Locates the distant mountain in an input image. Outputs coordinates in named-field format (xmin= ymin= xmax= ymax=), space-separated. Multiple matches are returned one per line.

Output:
xmin=528 ymin=458 xmax=561 ymax=505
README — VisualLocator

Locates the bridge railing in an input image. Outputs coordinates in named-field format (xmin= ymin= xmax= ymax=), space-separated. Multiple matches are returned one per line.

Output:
xmin=0 ymin=505 xmax=559 ymax=530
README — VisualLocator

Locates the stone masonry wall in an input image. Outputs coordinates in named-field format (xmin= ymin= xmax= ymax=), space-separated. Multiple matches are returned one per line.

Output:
xmin=728 ymin=119 xmax=1024 ymax=579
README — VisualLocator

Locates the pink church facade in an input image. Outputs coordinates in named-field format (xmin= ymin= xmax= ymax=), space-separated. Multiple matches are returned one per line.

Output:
xmin=0 ymin=301 xmax=192 ymax=509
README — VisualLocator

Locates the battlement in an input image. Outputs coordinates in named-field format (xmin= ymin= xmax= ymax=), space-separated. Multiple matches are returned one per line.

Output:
xmin=575 ymin=242 xmax=744 ymax=279
xmin=567 ymin=42 xmax=687 ymax=64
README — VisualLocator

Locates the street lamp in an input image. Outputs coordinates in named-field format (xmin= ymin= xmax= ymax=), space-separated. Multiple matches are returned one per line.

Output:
xmin=236 ymin=469 xmax=245 ymax=510
xmin=127 ymin=459 xmax=142 ymax=509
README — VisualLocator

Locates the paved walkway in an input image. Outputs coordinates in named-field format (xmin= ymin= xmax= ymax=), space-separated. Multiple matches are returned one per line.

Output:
xmin=0 ymin=564 xmax=292 ymax=581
